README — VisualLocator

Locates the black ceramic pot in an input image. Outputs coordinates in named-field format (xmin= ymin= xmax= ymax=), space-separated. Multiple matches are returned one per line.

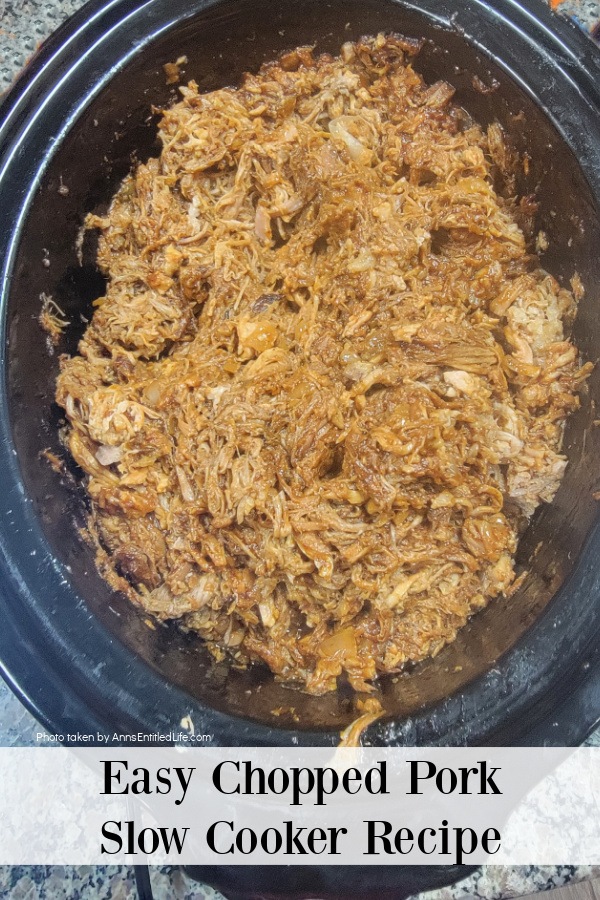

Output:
xmin=1 ymin=0 xmax=600 ymax=895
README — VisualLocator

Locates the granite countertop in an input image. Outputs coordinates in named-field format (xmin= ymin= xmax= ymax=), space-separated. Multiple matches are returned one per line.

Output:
xmin=1 ymin=0 xmax=600 ymax=898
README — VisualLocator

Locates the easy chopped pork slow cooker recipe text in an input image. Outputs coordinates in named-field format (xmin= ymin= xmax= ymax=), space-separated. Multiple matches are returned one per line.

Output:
xmin=55 ymin=35 xmax=590 ymax=695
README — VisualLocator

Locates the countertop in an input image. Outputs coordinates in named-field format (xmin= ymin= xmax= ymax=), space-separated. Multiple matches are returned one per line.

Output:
xmin=1 ymin=0 xmax=600 ymax=898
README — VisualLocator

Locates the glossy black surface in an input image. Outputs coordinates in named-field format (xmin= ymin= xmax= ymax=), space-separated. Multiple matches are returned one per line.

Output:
xmin=181 ymin=863 xmax=477 ymax=899
xmin=0 ymin=0 xmax=600 ymax=749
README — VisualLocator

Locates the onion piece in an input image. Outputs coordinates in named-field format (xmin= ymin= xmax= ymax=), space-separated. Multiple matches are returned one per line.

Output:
xmin=95 ymin=445 xmax=122 ymax=466
xmin=328 ymin=117 xmax=373 ymax=165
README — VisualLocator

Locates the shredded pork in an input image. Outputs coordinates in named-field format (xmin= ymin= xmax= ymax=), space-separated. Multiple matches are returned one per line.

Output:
xmin=56 ymin=35 xmax=589 ymax=694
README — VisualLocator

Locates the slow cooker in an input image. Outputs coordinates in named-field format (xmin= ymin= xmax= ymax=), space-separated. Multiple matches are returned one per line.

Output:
xmin=1 ymin=0 xmax=599 ymax=893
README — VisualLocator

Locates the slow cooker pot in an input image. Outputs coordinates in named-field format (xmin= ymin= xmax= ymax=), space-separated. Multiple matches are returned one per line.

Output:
xmin=2 ymin=0 xmax=600 ymax=895
xmin=1 ymin=0 xmax=600 ymax=770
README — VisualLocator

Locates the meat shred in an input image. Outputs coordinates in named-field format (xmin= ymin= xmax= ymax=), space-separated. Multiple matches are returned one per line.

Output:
xmin=56 ymin=35 xmax=590 ymax=695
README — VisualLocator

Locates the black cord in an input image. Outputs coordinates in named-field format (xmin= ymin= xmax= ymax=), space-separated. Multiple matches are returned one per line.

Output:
xmin=134 ymin=864 xmax=154 ymax=900
xmin=125 ymin=795 xmax=154 ymax=900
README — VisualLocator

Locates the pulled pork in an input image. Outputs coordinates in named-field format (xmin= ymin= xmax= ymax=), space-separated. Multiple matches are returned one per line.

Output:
xmin=56 ymin=35 xmax=589 ymax=694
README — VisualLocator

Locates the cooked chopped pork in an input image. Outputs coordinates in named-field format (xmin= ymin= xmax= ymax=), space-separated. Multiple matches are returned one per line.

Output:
xmin=56 ymin=35 xmax=590 ymax=694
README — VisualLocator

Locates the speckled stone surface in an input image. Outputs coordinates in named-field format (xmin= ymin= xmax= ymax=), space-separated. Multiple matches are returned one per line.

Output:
xmin=0 ymin=0 xmax=599 ymax=897
xmin=552 ymin=0 xmax=600 ymax=35
xmin=0 ymin=0 xmax=83 ymax=92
